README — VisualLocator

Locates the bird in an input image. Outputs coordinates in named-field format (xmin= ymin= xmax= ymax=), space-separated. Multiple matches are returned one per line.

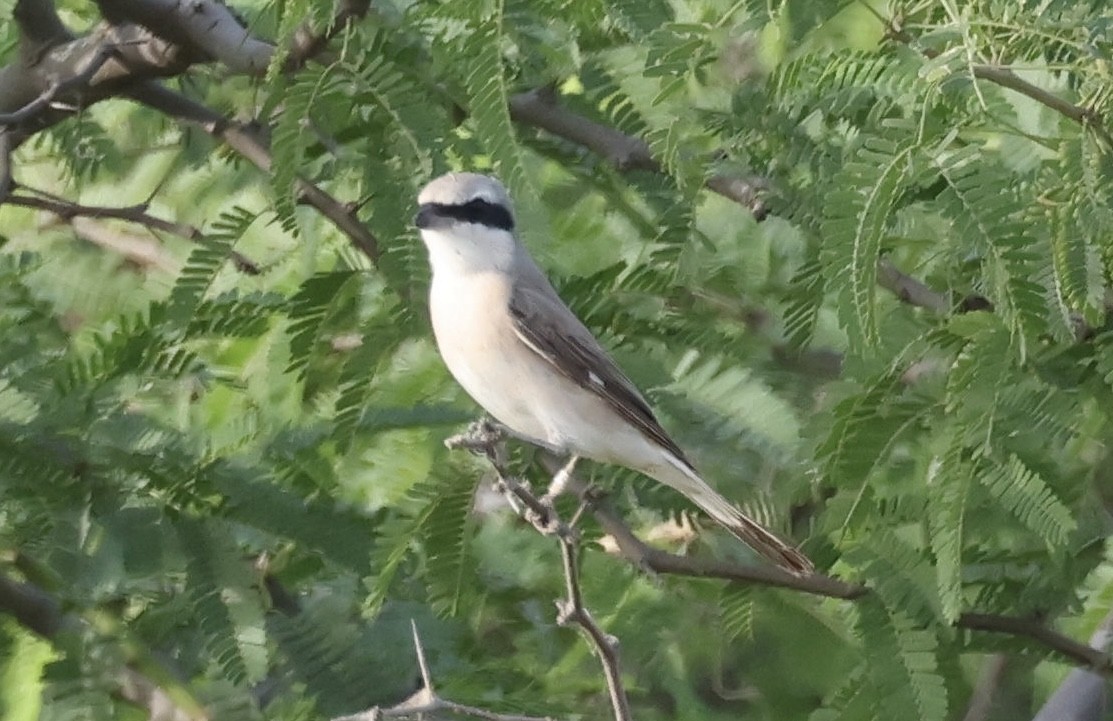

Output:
xmin=413 ymin=172 xmax=813 ymax=575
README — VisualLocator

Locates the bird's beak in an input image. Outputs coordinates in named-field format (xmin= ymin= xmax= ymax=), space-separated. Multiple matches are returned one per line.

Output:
xmin=414 ymin=204 xmax=437 ymax=229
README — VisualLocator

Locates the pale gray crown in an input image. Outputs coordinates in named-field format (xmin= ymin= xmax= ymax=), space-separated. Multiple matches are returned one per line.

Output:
xmin=417 ymin=172 xmax=513 ymax=212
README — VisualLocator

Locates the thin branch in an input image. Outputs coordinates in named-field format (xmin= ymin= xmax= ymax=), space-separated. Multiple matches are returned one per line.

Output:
xmin=0 ymin=570 xmax=207 ymax=720
xmin=447 ymin=421 xmax=632 ymax=721
xmin=534 ymin=455 xmax=866 ymax=600
xmin=556 ymin=538 xmax=632 ymax=721
xmin=9 ymin=189 xmax=261 ymax=273
xmin=331 ymin=619 xmax=557 ymax=721
xmin=958 ymin=613 xmax=1113 ymax=674
xmin=509 ymin=87 xmax=768 ymax=219
xmin=508 ymin=87 xmax=971 ymax=312
xmin=523 ymin=456 xmax=1113 ymax=678
xmin=510 ymin=87 xmax=657 ymax=171
xmin=126 ymin=81 xmax=382 ymax=264
xmin=877 ymin=257 xmax=952 ymax=314
xmin=972 ymin=64 xmax=1103 ymax=134
xmin=887 ymin=24 xmax=1113 ymax=148
xmin=12 ymin=190 xmax=200 ymax=238
xmin=0 ymin=44 xmax=116 ymax=125
xmin=95 ymin=0 xmax=273 ymax=73
xmin=1031 ymin=609 xmax=1113 ymax=721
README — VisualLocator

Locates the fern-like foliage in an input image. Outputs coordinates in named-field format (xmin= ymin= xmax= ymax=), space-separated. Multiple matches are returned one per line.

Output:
xmin=822 ymin=133 xmax=916 ymax=350
xmin=857 ymin=599 xmax=948 ymax=721
xmin=270 ymin=66 xmax=349 ymax=234
xmin=932 ymin=145 xmax=1050 ymax=346
xmin=463 ymin=14 xmax=531 ymax=198
xmin=168 ymin=206 xmax=259 ymax=320
xmin=977 ymin=454 xmax=1077 ymax=549
xmin=4 ymin=0 xmax=1113 ymax=719
xmin=177 ymin=517 xmax=264 ymax=686
xmin=925 ymin=440 xmax=972 ymax=624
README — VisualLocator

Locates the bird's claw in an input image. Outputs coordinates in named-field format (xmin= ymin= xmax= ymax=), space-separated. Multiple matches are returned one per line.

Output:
xmin=445 ymin=417 xmax=506 ymax=454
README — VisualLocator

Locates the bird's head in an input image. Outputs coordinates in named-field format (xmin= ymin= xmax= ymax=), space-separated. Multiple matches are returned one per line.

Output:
xmin=415 ymin=173 xmax=519 ymax=275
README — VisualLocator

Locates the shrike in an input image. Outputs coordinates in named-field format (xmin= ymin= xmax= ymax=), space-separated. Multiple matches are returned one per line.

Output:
xmin=414 ymin=172 xmax=813 ymax=575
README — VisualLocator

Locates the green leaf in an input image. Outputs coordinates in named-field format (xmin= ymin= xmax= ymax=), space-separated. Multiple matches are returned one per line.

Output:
xmin=822 ymin=135 xmax=915 ymax=350
xmin=464 ymin=15 xmax=529 ymax=197
xmin=977 ymin=454 xmax=1076 ymax=548
xmin=925 ymin=441 xmax=971 ymax=623
xmin=858 ymin=599 xmax=948 ymax=721
xmin=719 ymin=585 xmax=755 ymax=642
xmin=177 ymin=518 xmax=267 ymax=686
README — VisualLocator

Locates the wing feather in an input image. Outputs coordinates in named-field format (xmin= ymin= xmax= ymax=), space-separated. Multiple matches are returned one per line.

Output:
xmin=508 ymin=283 xmax=691 ymax=466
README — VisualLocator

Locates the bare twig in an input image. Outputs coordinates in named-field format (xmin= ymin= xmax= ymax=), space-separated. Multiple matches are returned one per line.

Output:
xmin=0 ymin=570 xmax=207 ymax=720
xmin=556 ymin=537 xmax=632 ymax=721
xmin=126 ymin=81 xmax=382 ymax=264
xmin=330 ymin=620 xmax=557 ymax=721
xmin=958 ymin=613 xmax=1113 ymax=674
xmin=447 ymin=421 xmax=632 ymax=721
xmin=961 ymin=654 xmax=1008 ymax=721
xmin=0 ymin=44 xmax=116 ymax=125
xmin=409 ymin=619 xmax=434 ymax=693
xmin=877 ymin=257 xmax=951 ymax=313
xmin=9 ymin=189 xmax=261 ymax=273
xmin=509 ymin=87 xmax=769 ymax=220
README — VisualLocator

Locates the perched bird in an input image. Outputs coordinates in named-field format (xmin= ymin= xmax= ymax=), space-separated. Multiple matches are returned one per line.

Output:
xmin=414 ymin=172 xmax=813 ymax=575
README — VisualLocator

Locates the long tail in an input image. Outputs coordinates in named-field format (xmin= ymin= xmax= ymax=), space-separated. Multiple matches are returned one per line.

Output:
xmin=650 ymin=454 xmax=814 ymax=575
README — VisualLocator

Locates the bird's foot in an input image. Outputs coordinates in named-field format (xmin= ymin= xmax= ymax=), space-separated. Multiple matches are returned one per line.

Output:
xmin=445 ymin=417 xmax=506 ymax=455
xmin=491 ymin=475 xmax=569 ymax=537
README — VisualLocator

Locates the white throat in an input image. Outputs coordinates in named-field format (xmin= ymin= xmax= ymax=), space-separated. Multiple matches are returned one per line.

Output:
xmin=419 ymin=223 xmax=518 ymax=279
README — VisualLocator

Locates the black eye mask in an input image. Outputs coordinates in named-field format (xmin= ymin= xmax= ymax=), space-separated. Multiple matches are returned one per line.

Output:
xmin=415 ymin=198 xmax=515 ymax=232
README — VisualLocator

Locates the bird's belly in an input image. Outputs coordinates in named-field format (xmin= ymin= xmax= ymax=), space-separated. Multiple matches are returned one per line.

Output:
xmin=430 ymin=275 xmax=554 ymax=447
xmin=428 ymin=274 xmax=664 ymax=468
xmin=443 ymin=341 xmax=556 ymax=448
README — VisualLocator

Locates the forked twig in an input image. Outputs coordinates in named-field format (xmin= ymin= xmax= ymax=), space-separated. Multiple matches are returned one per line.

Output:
xmin=446 ymin=420 xmax=633 ymax=721
xmin=330 ymin=620 xmax=556 ymax=721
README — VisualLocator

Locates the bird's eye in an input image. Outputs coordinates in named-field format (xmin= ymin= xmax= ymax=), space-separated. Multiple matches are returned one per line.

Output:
xmin=459 ymin=199 xmax=515 ymax=232
xmin=413 ymin=199 xmax=515 ymax=232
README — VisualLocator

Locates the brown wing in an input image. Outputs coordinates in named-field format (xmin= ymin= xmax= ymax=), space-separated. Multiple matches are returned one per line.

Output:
xmin=508 ymin=282 xmax=692 ymax=467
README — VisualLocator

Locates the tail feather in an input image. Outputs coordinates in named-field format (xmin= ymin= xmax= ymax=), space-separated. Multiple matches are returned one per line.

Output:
xmin=652 ymin=455 xmax=814 ymax=575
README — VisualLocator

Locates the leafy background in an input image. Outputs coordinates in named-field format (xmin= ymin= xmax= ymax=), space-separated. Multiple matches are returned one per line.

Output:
xmin=1 ymin=0 xmax=1112 ymax=719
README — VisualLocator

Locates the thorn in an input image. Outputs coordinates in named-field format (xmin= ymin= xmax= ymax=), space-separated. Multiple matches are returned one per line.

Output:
xmin=410 ymin=619 xmax=434 ymax=694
